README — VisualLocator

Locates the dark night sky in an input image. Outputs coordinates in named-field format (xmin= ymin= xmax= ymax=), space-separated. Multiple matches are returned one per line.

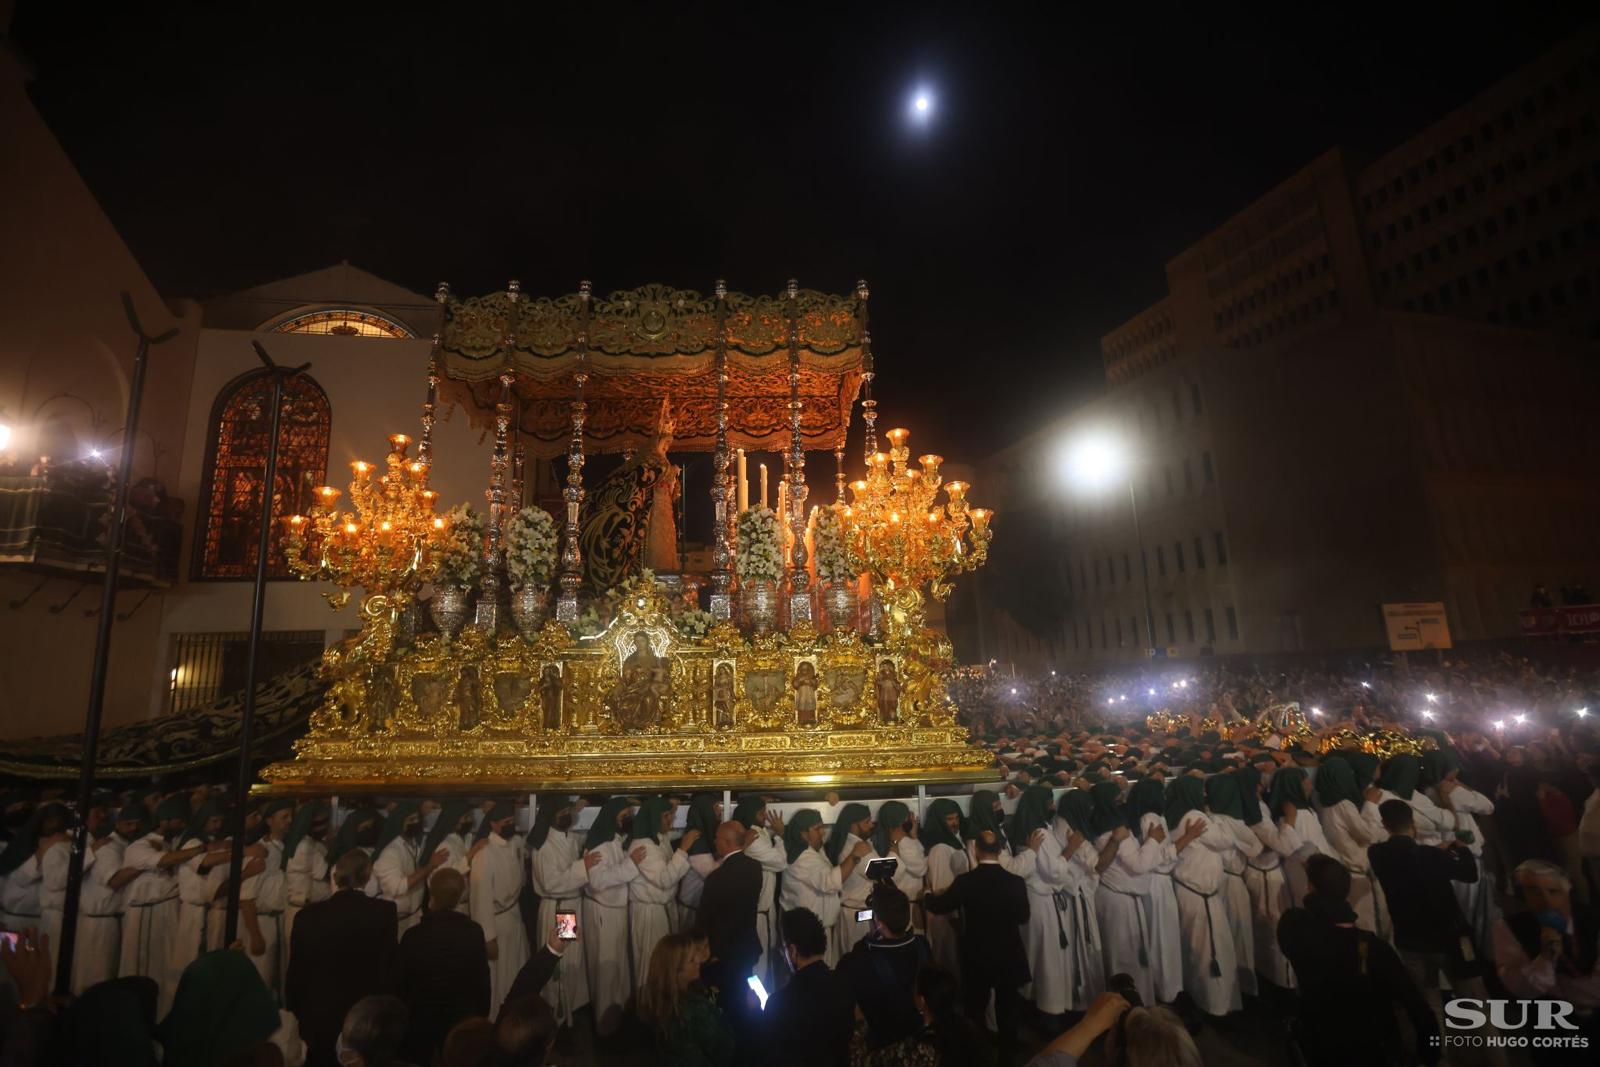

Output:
xmin=11 ymin=1 xmax=1591 ymax=455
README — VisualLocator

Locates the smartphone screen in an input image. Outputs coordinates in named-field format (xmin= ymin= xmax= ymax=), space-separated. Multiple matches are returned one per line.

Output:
xmin=855 ymin=908 xmax=873 ymax=923
xmin=555 ymin=910 xmax=578 ymax=940
xmin=746 ymin=974 xmax=769 ymax=1010
xmin=0 ymin=932 xmax=18 ymax=952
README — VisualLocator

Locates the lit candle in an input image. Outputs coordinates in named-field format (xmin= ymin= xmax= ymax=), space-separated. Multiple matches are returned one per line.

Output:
xmin=351 ymin=460 xmax=371 ymax=478
xmin=737 ymin=449 xmax=748 ymax=513
xmin=389 ymin=433 xmax=412 ymax=454
xmin=759 ymin=463 xmax=768 ymax=511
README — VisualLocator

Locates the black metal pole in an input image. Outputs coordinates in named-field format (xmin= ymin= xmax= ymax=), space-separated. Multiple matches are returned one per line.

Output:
xmin=55 ymin=294 xmax=179 ymax=996
xmin=223 ymin=343 xmax=309 ymax=944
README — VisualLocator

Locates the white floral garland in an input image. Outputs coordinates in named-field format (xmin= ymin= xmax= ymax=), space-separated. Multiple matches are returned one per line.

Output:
xmin=433 ymin=504 xmax=485 ymax=587
xmin=505 ymin=505 xmax=558 ymax=591
xmin=812 ymin=503 xmax=862 ymax=585
xmin=735 ymin=507 xmax=783 ymax=584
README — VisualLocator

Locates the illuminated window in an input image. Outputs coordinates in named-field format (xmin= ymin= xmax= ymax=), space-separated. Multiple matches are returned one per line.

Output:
xmin=267 ymin=308 xmax=414 ymax=338
xmin=194 ymin=370 xmax=331 ymax=580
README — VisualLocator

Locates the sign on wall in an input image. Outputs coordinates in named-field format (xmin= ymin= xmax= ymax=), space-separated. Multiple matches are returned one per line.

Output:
xmin=1382 ymin=601 xmax=1453 ymax=651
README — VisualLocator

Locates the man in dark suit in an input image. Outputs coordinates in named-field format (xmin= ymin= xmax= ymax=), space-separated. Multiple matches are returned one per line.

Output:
xmin=768 ymin=907 xmax=854 ymax=1067
xmin=695 ymin=820 xmax=763 ymax=1049
xmin=923 ymin=828 xmax=1030 ymax=1065
xmin=700 ymin=820 xmax=762 ymax=975
xmin=394 ymin=867 xmax=490 ymax=1065
xmin=286 ymin=847 xmax=399 ymax=1067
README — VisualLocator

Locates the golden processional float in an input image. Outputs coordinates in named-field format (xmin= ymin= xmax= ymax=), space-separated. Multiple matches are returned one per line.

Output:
xmin=258 ymin=281 xmax=996 ymax=795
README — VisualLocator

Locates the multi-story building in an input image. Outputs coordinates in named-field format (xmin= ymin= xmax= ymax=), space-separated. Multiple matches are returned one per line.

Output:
xmin=962 ymin=30 xmax=1600 ymax=667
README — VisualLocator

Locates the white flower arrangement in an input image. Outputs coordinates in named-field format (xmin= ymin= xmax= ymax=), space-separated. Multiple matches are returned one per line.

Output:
xmin=432 ymin=504 xmax=485 ymax=587
xmin=505 ymin=505 xmax=558 ymax=591
xmin=812 ymin=504 xmax=862 ymax=585
xmin=735 ymin=507 xmax=783 ymax=584
xmin=673 ymin=607 xmax=716 ymax=641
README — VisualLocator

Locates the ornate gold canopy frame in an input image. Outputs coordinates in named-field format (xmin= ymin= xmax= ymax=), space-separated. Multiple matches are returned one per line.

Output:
xmin=258 ymin=280 xmax=996 ymax=796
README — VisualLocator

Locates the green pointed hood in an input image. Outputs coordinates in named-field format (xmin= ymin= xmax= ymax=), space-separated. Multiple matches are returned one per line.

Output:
xmin=921 ymin=798 xmax=965 ymax=852
xmin=826 ymin=803 xmax=871 ymax=864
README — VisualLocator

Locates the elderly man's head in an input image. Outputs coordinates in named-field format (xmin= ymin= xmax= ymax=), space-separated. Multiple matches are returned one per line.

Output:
xmin=1515 ymin=859 xmax=1573 ymax=918
xmin=713 ymin=820 xmax=745 ymax=859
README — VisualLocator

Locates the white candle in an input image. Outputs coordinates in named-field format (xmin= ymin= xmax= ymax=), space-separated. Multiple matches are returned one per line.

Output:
xmin=760 ymin=463 xmax=768 ymax=511
xmin=737 ymin=449 xmax=748 ymax=513
xmin=778 ymin=479 xmax=789 ymax=555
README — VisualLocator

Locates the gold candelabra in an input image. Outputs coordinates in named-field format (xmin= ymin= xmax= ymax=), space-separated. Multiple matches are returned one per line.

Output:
xmin=841 ymin=424 xmax=992 ymax=636
xmin=284 ymin=433 xmax=447 ymax=615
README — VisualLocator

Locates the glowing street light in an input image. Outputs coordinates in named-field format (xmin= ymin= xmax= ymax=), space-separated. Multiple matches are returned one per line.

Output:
xmin=1493 ymin=720 xmax=1505 ymax=731
xmin=1578 ymin=707 xmax=1590 ymax=719
xmin=1513 ymin=713 xmax=1527 ymax=726
xmin=1310 ymin=706 xmax=1323 ymax=717
xmin=1061 ymin=431 xmax=1156 ymax=656
xmin=1425 ymin=693 xmax=1438 ymax=703
xmin=1422 ymin=710 xmax=1435 ymax=721
xmin=1360 ymin=681 xmax=1371 ymax=689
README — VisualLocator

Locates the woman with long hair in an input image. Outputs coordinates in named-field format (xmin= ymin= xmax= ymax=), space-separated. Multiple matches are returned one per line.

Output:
xmin=638 ymin=930 xmax=735 ymax=1067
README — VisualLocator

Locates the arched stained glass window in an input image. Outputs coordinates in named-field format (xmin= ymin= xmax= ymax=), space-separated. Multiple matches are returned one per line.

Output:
xmin=193 ymin=370 xmax=331 ymax=580
xmin=267 ymin=308 xmax=413 ymax=338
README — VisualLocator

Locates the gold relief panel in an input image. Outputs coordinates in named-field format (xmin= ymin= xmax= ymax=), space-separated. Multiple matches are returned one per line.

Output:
xmin=264 ymin=575 xmax=995 ymax=794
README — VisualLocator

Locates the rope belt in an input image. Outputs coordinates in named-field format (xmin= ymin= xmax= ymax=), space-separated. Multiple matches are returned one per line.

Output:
xmin=1101 ymin=884 xmax=1151 ymax=968
xmin=1172 ymin=876 xmax=1223 ymax=977
xmin=81 ymin=913 xmax=121 ymax=919
xmin=495 ymin=901 xmax=519 ymax=916
xmin=126 ymin=898 xmax=175 ymax=909
xmin=2 ymin=911 xmax=40 ymax=919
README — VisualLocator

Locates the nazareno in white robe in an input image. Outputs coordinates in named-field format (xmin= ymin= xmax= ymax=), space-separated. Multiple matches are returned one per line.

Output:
xmin=582 ymin=836 xmax=638 ymax=1036
xmin=1004 ymin=824 xmax=1103 ymax=1014
xmin=119 ymin=833 xmax=181 ymax=1015
xmin=833 ymin=834 xmax=880 ymax=962
xmin=1429 ymin=782 xmax=1498 ymax=956
xmin=1168 ymin=811 xmax=1242 ymax=1016
xmin=1137 ymin=812 xmax=1185 ymax=1003
xmin=532 ymin=828 xmax=592 ymax=1026
xmin=72 ymin=835 xmax=121 ymax=995
xmin=1093 ymin=823 xmax=1176 ymax=1008
xmin=923 ymin=841 xmax=968 ymax=978
xmin=627 ymin=835 xmax=689 ymax=996
xmin=1211 ymin=810 xmax=1263 ymax=997
xmin=1241 ymin=798 xmax=1298 ymax=988
xmin=780 ymin=845 xmax=843 ymax=967
xmin=471 ymin=832 xmax=531 ymax=1018
xmin=743 ymin=827 xmax=788 ymax=985
xmin=1315 ymin=797 xmax=1390 ymax=940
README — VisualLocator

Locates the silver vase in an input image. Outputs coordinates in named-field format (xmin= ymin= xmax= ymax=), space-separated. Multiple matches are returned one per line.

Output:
xmin=742 ymin=581 xmax=779 ymax=635
xmin=510 ymin=585 xmax=551 ymax=640
xmin=824 ymin=582 xmax=859 ymax=634
xmin=429 ymin=584 xmax=470 ymax=640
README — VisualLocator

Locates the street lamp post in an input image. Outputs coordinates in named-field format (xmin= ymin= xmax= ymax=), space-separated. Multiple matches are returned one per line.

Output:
xmin=1062 ymin=433 xmax=1157 ymax=658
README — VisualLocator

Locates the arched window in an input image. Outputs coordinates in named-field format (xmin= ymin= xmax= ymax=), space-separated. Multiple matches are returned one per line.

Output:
xmin=193 ymin=370 xmax=331 ymax=580
xmin=266 ymin=308 xmax=414 ymax=338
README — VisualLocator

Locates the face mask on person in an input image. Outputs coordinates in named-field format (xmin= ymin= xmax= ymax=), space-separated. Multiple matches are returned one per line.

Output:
xmin=497 ymin=823 xmax=516 ymax=840
xmin=403 ymin=820 xmax=424 ymax=842
xmin=618 ymin=814 xmax=634 ymax=834
xmin=554 ymin=811 xmax=573 ymax=832
xmin=457 ymin=817 xmax=474 ymax=837
xmin=309 ymin=821 xmax=330 ymax=841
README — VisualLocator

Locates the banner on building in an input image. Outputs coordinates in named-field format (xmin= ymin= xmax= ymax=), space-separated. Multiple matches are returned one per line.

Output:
xmin=1519 ymin=604 xmax=1600 ymax=637
xmin=1382 ymin=602 xmax=1453 ymax=651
